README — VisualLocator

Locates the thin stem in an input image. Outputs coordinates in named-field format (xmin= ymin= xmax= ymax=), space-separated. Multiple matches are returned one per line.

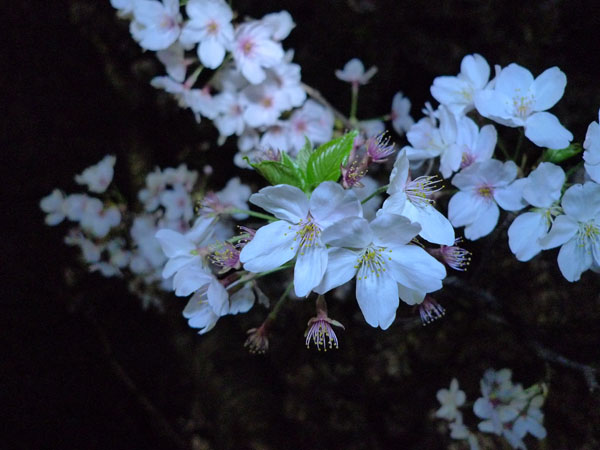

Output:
xmin=237 ymin=263 xmax=293 ymax=286
xmin=512 ymin=128 xmax=525 ymax=162
xmin=231 ymin=208 xmax=277 ymax=222
xmin=361 ymin=184 xmax=388 ymax=204
xmin=496 ymin=136 xmax=511 ymax=160
xmin=301 ymin=83 xmax=354 ymax=130
xmin=565 ymin=161 xmax=583 ymax=180
xmin=268 ymin=282 xmax=294 ymax=321
xmin=349 ymin=83 xmax=359 ymax=124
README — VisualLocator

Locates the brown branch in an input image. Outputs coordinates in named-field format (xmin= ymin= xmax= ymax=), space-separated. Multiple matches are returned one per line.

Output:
xmin=301 ymin=82 xmax=355 ymax=131
xmin=89 ymin=316 xmax=192 ymax=449
xmin=444 ymin=276 xmax=599 ymax=393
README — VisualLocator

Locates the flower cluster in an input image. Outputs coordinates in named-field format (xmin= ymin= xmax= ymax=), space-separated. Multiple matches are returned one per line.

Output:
xmin=436 ymin=369 xmax=547 ymax=450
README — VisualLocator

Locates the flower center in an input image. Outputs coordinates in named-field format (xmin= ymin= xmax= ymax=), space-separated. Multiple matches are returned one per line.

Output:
xmin=240 ymin=38 xmax=254 ymax=56
xmin=290 ymin=217 xmax=322 ymax=253
xmin=460 ymin=151 xmax=475 ymax=169
xmin=577 ymin=221 xmax=600 ymax=247
xmin=356 ymin=246 xmax=390 ymax=280
xmin=477 ymin=184 xmax=494 ymax=199
xmin=207 ymin=20 xmax=219 ymax=35
xmin=512 ymin=93 xmax=534 ymax=119
xmin=405 ymin=175 xmax=443 ymax=208
xmin=160 ymin=14 xmax=176 ymax=30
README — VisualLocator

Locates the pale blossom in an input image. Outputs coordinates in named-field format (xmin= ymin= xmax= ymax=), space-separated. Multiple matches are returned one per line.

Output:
xmin=583 ymin=108 xmax=600 ymax=183
xmin=539 ymin=182 xmax=600 ymax=281
xmin=261 ymin=11 xmax=295 ymax=41
xmin=239 ymin=182 xmax=362 ymax=297
xmin=314 ymin=214 xmax=446 ymax=329
xmin=40 ymin=189 xmax=67 ymax=225
xmin=390 ymin=92 xmax=414 ymax=136
xmin=232 ymin=21 xmax=285 ymax=84
xmin=474 ymin=63 xmax=573 ymax=149
xmin=431 ymin=53 xmax=490 ymax=115
xmin=179 ymin=0 xmax=234 ymax=69
xmin=74 ymin=155 xmax=116 ymax=194
xmin=335 ymin=58 xmax=377 ymax=86
xmin=436 ymin=378 xmax=466 ymax=421
xmin=449 ymin=159 xmax=526 ymax=240
xmin=132 ymin=0 xmax=181 ymax=51
xmin=79 ymin=198 xmax=121 ymax=238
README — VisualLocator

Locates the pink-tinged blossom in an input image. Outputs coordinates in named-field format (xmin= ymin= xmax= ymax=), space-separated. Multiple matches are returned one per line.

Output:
xmin=266 ymin=61 xmax=306 ymax=108
xmin=305 ymin=296 xmax=344 ymax=351
xmin=239 ymin=182 xmax=362 ymax=297
xmin=436 ymin=378 xmax=466 ymax=420
xmin=260 ymin=122 xmax=291 ymax=153
xmin=508 ymin=162 xmax=565 ymax=261
xmin=539 ymin=182 xmax=600 ymax=281
xmin=261 ymin=11 xmax=295 ymax=41
xmin=232 ymin=21 xmax=285 ymax=84
xmin=382 ymin=149 xmax=455 ymax=245
xmin=79 ymin=198 xmax=121 ymax=238
xmin=404 ymin=105 xmax=459 ymax=163
xmin=214 ymin=91 xmax=246 ymax=137
xmin=474 ymin=63 xmax=573 ymax=149
xmin=156 ymin=42 xmax=190 ymax=83
xmin=160 ymin=184 xmax=194 ymax=221
xmin=132 ymin=0 xmax=181 ymax=51
xmin=179 ymin=0 xmax=234 ymax=69
xmin=439 ymin=116 xmax=497 ymax=179
xmin=390 ymin=92 xmax=414 ymax=136
xmin=40 ymin=189 xmax=67 ymax=225
xmin=431 ymin=53 xmax=491 ymax=115
xmin=155 ymin=216 xmax=216 ymax=279
xmin=287 ymin=100 xmax=334 ymax=152
xmin=429 ymin=238 xmax=472 ymax=271
xmin=419 ymin=296 xmax=445 ymax=325
xmin=366 ymin=132 xmax=395 ymax=163
xmin=449 ymin=159 xmax=526 ymax=240
xmin=335 ymin=58 xmax=377 ymax=86
xmin=74 ymin=155 xmax=116 ymax=194
xmin=315 ymin=214 xmax=446 ymax=329
xmin=583 ymin=108 xmax=600 ymax=183
xmin=241 ymin=82 xmax=289 ymax=127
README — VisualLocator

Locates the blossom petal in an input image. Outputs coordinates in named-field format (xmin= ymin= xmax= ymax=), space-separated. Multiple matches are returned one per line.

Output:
xmin=199 ymin=38 xmax=225 ymax=69
xmin=538 ymin=214 xmax=578 ymax=250
xmin=250 ymin=184 xmax=309 ymax=222
xmin=173 ymin=264 xmax=212 ymax=297
xmin=207 ymin=277 xmax=229 ymax=315
xmin=387 ymin=245 xmax=445 ymax=293
xmin=239 ymin=220 xmax=297 ymax=272
xmin=561 ymin=182 xmax=600 ymax=222
xmin=396 ymin=284 xmax=425 ymax=305
xmin=494 ymin=178 xmax=527 ymax=211
xmin=448 ymin=191 xmax=486 ymax=227
xmin=461 ymin=53 xmax=490 ymax=88
xmin=402 ymin=202 xmax=455 ymax=245
xmin=474 ymin=90 xmax=517 ymax=126
xmin=320 ymin=216 xmax=373 ymax=248
xmin=310 ymin=181 xmax=362 ymax=227
xmin=533 ymin=66 xmax=566 ymax=111
xmin=557 ymin=238 xmax=592 ymax=282
xmin=314 ymin=248 xmax=359 ymax=294
xmin=525 ymin=112 xmax=573 ymax=149
xmin=508 ymin=212 xmax=547 ymax=261
xmin=464 ymin=201 xmax=499 ymax=240
xmin=356 ymin=271 xmax=398 ymax=330
xmin=155 ymin=229 xmax=195 ymax=257
xmin=293 ymin=244 xmax=328 ymax=297
xmin=371 ymin=213 xmax=421 ymax=247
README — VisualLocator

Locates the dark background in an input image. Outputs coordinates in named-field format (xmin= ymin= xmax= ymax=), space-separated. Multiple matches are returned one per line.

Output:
xmin=4 ymin=0 xmax=600 ymax=449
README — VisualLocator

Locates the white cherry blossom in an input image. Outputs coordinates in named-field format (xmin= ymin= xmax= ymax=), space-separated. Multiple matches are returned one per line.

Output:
xmin=314 ymin=214 xmax=446 ymax=329
xmin=583 ymin=108 xmax=600 ymax=183
xmin=390 ymin=92 xmax=414 ymax=136
xmin=474 ymin=63 xmax=573 ymax=149
xmin=74 ymin=155 xmax=116 ymax=194
xmin=335 ymin=58 xmax=377 ymax=86
xmin=132 ymin=0 xmax=181 ymax=51
xmin=239 ymin=182 xmax=362 ymax=297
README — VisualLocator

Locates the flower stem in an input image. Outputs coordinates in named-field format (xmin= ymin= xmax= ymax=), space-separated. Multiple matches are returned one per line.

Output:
xmin=361 ymin=184 xmax=388 ymax=204
xmin=231 ymin=208 xmax=277 ymax=222
xmin=512 ymin=128 xmax=525 ymax=162
xmin=349 ymin=83 xmax=359 ymax=124
xmin=268 ymin=282 xmax=294 ymax=321
xmin=237 ymin=263 xmax=293 ymax=286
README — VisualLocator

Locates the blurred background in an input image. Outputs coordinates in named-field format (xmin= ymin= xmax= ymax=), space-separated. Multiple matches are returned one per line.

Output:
xmin=4 ymin=0 xmax=600 ymax=448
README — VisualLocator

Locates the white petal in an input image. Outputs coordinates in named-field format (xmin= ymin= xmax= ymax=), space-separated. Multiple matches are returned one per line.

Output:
xmin=371 ymin=213 xmax=421 ymax=247
xmin=207 ymin=277 xmax=229 ymax=316
xmin=533 ymin=66 xmax=566 ymax=111
xmin=380 ymin=193 xmax=407 ymax=216
xmin=525 ymin=112 xmax=572 ymax=149
xmin=508 ymin=212 xmax=547 ymax=261
xmin=387 ymin=150 xmax=409 ymax=195
xmin=561 ymin=182 xmax=600 ymax=222
xmin=494 ymin=178 xmax=527 ymax=211
xmin=293 ymin=244 xmax=328 ymax=297
xmin=250 ymin=184 xmax=308 ymax=222
xmin=522 ymin=162 xmax=565 ymax=207
xmin=461 ymin=53 xmax=490 ymax=88
xmin=356 ymin=271 xmax=398 ymax=330
xmin=155 ymin=229 xmax=195 ymax=257
xmin=239 ymin=220 xmax=297 ymax=272
xmin=448 ymin=191 xmax=486 ymax=227
xmin=199 ymin=38 xmax=225 ymax=69
xmin=464 ymin=201 xmax=499 ymax=240
xmin=495 ymin=63 xmax=534 ymax=97
xmin=314 ymin=248 xmax=359 ymax=294
xmin=474 ymin=90 xmax=516 ymax=126
xmin=173 ymin=264 xmax=212 ymax=297
xmin=387 ymin=245 xmax=446 ymax=293
xmin=474 ymin=124 xmax=497 ymax=161
xmin=557 ymin=238 xmax=592 ymax=282
xmin=403 ymin=202 xmax=455 ymax=245
xmin=310 ymin=181 xmax=362 ymax=227
xmin=320 ymin=216 xmax=373 ymax=248
xmin=396 ymin=284 xmax=425 ymax=305
xmin=539 ymin=214 xmax=578 ymax=250
xmin=162 ymin=254 xmax=197 ymax=279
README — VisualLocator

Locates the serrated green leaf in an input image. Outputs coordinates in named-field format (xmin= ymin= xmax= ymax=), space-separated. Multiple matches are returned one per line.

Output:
xmin=542 ymin=143 xmax=583 ymax=163
xmin=295 ymin=136 xmax=313 ymax=172
xmin=305 ymin=130 xmax=358 ymax=188
xmin=251 ymin=160 xmax=305 ymax=189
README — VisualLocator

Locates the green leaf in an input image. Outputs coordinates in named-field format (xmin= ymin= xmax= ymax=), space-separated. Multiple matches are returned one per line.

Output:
xmin=295 ymin=137 xmax=313 ymax=172
xmin=305 ymin=130 xmax=358 ymax=188
xmin=542 ymin=143 xmax=583 ymax=163
xmin=250 ymin=160 xmax=305 ymax=190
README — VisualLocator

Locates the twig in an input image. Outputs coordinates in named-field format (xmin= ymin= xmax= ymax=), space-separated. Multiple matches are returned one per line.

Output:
xmin=444 ymin=276 xmax=599 ymax=393
xmin=89 ymin=316 xmax=191 ymax=449
xmin=301 ymin=82 xmax=355 ymax=130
